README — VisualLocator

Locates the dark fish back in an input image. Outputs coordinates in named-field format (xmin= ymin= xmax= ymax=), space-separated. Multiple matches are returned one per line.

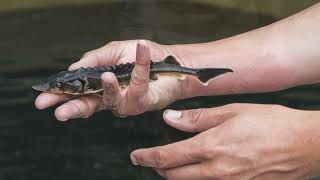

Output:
xmin=150 ymin=62 xmax=198 ymax=75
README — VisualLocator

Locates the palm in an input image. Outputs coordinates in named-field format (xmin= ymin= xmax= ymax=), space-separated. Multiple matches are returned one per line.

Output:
xmin=98 ymin=40 xmax=182 ymax=115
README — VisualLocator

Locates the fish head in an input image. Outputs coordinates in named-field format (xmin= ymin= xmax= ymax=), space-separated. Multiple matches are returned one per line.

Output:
xmin=32 ymin=70 xmax=85 ymax=95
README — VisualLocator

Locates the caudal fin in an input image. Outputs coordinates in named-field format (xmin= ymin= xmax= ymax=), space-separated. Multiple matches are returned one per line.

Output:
xmin=197 ymin=68 xmax=233 ymax=85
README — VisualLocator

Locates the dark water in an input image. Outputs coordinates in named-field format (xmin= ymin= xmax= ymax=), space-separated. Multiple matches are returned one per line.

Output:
xmin=0 ymin=1 xmax=319 ymax=180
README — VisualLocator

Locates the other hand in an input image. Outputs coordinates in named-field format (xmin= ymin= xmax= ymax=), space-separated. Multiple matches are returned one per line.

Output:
xmin=131 ymin=104 xmax=320 ymax=180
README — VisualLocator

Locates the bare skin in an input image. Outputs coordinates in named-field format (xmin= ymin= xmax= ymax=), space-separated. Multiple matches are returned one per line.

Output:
xmin=132 ymin=104 xmax=320 ymax=180
xmin=35 ymin=3 xmax=320 ymax=179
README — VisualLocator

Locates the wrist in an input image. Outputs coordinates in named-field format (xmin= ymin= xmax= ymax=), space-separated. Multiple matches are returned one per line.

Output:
xmin=164 ymin=43 xmax=219 ymax=99
xmin=163 ymin=44 xmax=193 ymax=67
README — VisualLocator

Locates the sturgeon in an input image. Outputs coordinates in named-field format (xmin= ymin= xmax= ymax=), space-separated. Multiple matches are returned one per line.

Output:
xmin=32 ymin=56 xmax=233 ymax=95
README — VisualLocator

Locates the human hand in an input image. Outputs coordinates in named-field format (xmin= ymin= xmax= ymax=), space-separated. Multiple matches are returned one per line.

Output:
xmin=131 ymin=104 xmax=320 ymax=180
xmin=35 ymin=40 xmax=186 ymax=120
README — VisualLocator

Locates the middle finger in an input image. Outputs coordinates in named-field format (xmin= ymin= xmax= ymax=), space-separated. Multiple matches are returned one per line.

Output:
xmin=55 ymin=95 xmax=103 ymax=121
xmin=102 ymin=72 xmax=121 ymax=110
xmin=35 ymin=92 xmax=74 ymax=110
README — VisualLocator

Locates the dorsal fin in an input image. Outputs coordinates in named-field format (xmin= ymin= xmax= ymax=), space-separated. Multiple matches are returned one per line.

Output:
xmin=163 ymin=56 xmax=180 ymax=65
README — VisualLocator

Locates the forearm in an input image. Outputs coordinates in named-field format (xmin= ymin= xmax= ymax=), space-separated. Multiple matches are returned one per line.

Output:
xmin=297 ymin=110 xmax=320 ymax=178
xmin=166 ymin=3 xmax=320 ymax=99
xmin=268 ymin=3 xmax=320 ymax=86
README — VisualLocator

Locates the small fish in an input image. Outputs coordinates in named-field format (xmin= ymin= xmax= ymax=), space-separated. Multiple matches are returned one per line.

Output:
xmin=32 ymin=56 xmax=233 ymax=95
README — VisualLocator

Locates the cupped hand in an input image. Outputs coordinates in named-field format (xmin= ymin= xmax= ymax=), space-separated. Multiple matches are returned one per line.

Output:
xmin=35 ymin=40 xmax=186 ymax=120
xmin=131 ymin=104 xmax=320 ymax=180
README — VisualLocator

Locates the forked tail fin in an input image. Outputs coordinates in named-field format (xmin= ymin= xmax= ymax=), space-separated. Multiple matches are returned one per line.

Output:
xmin=197 ymin=68 xmax=233 ymax=85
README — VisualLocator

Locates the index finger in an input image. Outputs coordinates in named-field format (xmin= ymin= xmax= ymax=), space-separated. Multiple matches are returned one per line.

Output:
xmin=69 ymin=42 xmax=122 ymax=70
xmin=130 ymin=137 xmax=204 ymax=169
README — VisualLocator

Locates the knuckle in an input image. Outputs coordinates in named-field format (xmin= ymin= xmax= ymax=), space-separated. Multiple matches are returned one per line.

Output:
xmin=211 ymin=109 xmax=237 ymax=125
xmin=65 ymin=101 xmax=81 ymax=116
xmin=189 ymin=108 xmax=206 ymax=125
xmin=103 ymin=86 xmax=119 ymax=105
xmin=82 ymin=50 xmax=100 ymax=62
xmin=153 ymin=149 xmax=168 ymax=168
xmin=68 ymin=100 xmax=89 ymax=118
xmin=197 ymin=144 xmax=216 ymax=160
xmin=106 ymin=41 xmax=120 ymax=46
xmin=131 ymin=72 xmax=148 ymax=86
xmin=83 ymin=51 xmax=93 ymax=58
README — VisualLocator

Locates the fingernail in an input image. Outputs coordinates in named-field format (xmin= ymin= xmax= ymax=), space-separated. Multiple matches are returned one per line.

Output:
xmin=130 ymin=154 xmax=139 ymax=166
xmin=137 ymin=41 xmax=148 ymax=57
xmin=137 ymin=43 xmax=145 ymax=51
xmin=137 ymin=40 xmax=147 ymax=48
xmin=164 ymin=110 xmax=182 ymax=121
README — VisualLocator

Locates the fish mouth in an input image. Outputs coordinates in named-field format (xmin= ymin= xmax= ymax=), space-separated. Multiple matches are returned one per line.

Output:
xmin=32 ymin=82 xmax=50 ymax=92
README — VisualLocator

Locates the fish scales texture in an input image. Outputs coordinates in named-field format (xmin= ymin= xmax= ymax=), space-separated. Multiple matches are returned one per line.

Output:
xmin=150 ymin=62 xmax=197 ymax=75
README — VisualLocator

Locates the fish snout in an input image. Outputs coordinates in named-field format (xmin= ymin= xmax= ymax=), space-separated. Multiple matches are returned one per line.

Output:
xmin=32 ymin=83 xmax=50 ymax=92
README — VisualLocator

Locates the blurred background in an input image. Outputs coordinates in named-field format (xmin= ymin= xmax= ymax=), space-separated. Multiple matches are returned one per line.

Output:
xmin=0 ymin=0 xmax=319 ymax=179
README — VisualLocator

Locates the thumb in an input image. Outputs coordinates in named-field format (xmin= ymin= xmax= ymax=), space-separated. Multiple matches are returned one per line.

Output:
xmin=163 ymin=106 xmax=237 ymax=132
